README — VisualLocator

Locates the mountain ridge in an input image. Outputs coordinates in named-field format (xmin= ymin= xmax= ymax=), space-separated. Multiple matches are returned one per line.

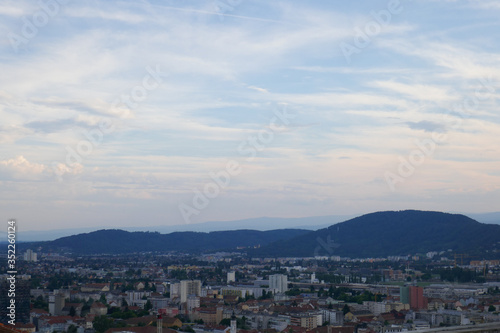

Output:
xmin=19 ymin=210 xmax=500 ymax=258
xmin=23 ymin=228 xmax=310 ymax=254
xmin=253 ymin=210 xmax=500 ymax=258
xmin=4 ymin=211 xmax=499 ymax=242
xmin=3 ymin=214 xmax=357 ymax=242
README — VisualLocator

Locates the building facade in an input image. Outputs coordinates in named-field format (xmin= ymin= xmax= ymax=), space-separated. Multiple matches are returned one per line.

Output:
xmin=180 ymin=280 xmax=201 ymax=303
xmin=269 ymin=274 xmax=288 ymax=293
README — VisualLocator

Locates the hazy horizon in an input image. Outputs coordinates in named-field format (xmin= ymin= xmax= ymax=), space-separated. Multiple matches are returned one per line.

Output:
xmin=3 ymin=210 xmax=500 ymax=243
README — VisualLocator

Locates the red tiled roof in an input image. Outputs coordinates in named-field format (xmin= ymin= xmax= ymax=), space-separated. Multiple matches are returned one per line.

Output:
xmin=0 ymin=323 xmax=23 ymax=333
xmin=12 ymin=323 xmax=35 ymax=329
xmin=91 ymin=302 xmax=107 ymax=308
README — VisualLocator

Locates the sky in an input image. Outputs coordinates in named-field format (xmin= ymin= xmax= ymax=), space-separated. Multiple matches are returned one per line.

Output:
xmin=1 ymin=0 xmax=500 ymax=232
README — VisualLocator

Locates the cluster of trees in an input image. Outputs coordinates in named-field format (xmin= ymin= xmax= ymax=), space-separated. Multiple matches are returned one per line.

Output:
xmin=438 ymin=267 xmax=485 ymax=283
xmin=333 ymin=289 xmax=384 ymax=304
xmin=314 ymin=273 xmax=345 ymax=284
xmin=93 ymin=301 xmax=153 ymax=332
xmin=33 ymin=295 xmax=49 ymax=311
xmin=286 ymin=286 xmax=383 ymax=304
xmin=46 ymin=273 xmax=79 ymax=290
xmin=259 ymin=290 xmax=273 ymax=300
xmin=169 ymin=264 xmax=231 ymax=285
xmin=488 ymin=287 xmax=500 ymax=295
xmin=93 ymin=315 xmax=126 ymax=333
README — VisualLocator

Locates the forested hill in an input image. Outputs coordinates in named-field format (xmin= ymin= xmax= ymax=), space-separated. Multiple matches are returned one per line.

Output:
xmin=23 ymin=210 xmax=500 ymax=258
xmin=252 ymin=210 xmax=500 ymax=258
xmin=25 ymin=229 xmax=310 ymax=254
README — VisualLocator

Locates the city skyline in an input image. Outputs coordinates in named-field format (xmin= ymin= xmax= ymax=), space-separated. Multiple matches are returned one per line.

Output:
xmin=1 ymin=0 xmax=500 ymax=231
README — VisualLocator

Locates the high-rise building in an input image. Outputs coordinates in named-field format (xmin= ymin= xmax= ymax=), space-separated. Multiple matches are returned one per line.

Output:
xmin=0 ymin=278 xmax=30 ymax=324
xmin=187 ymin=295 xmax=200 ymax=312
xmin=269 ymin=274 xmax=288 ymax=293
xmin=227 ymin=271 xmax=236 ymax=283
xmin=321 ymin=309 xmax=344 ymax=326
xmin=49 ymin=292 xmax=66 ymax=315
xmin=23 ymin=249 xmax=37 ymax=262
xmin=180 ymin=280 xmax=201 ymax=303
xmin=170 ymin=282 xmax=180 ymax=299
xmin=409 ymin=286 xmax=427 ymax=310
xmin=400 ymin=286 xmax=410 ymax=304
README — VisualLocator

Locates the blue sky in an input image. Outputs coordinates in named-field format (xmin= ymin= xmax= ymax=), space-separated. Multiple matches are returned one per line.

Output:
xmin=1 ymin=0 xmax=500 ymax=231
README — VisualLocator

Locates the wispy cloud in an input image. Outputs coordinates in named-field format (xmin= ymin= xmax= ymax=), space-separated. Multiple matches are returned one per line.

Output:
xmin=1 ymin=0 xmax=500 ymax=230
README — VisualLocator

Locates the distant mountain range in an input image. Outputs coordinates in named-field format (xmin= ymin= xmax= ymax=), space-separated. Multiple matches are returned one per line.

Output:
xmin=467 ymin=212 xmax=500 ymax=224
xmin=5 ymin=211 xmax=500 ymax=242
xmin=20 ymin=210 xmax=500 ymax=258
xmin=24 ymin=229 xmax=310 ymax=255
xmin=253 ymin=210 xmax=500 ymax=258
xmin=5 ymin=215 xmax=356 ymax=242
